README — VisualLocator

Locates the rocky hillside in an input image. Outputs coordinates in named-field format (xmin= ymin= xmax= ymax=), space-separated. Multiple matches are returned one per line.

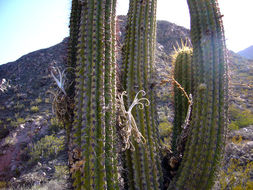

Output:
xmin=0 ymin=16 xmax=252 ymax=189
xmin=238 ymin=45 xmax=253 ymax=60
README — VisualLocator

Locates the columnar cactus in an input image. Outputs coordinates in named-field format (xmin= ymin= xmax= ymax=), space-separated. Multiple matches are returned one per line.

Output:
xmin=70 ymin=0 xmax=119 ymax=189
xmin=65 ymin=2 xmax=82 ymax=186
xmin=67 ymin=0 xmax=82 ymax=98
xmin=172 ymin=46 xmax=193 ymax=153
xmin=169 ymin=0 xmax=228 ymax=189
xmin=66 ymin=0 xmax=228 ymax=189
xmin=121 ymin=0 xmax=162 ymax=189
xmin=66 ymin=0 xmax=82 ymax=150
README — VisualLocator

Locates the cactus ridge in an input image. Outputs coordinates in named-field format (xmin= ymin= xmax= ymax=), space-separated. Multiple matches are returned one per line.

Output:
xmin=69 ymin=0 xmax=119 ymax=189
xmin=171 ymin=45 xmax=193 ymax=153
xmin=122 ymin=0 xmax=162 ymax=189
xmin=169 ymin=0 xmax=228 ymax=189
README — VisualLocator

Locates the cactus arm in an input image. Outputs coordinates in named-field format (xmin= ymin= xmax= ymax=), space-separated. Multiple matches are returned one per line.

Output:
xmin=171 ymin=47 xmax=193 ymax=153
xmin=169 ymin=0 xmax=228 ymax=189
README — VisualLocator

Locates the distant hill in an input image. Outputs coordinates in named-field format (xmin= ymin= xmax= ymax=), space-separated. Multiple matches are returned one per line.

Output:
xmin=238 ymin=45 xmax=253 ymax=60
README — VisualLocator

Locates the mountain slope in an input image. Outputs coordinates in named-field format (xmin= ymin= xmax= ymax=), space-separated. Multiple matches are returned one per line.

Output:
xmin=238 ymin=45 xmax=253 ymax=60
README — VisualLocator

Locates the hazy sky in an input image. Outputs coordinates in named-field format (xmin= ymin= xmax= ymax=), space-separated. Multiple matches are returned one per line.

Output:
xmin=0 ymin=0 xmax=253 ymax=65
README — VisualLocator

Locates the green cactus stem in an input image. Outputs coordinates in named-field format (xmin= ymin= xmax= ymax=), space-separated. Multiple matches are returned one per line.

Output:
xmin=171 ymin=45 xmax=193 ymax=153
xmin=67 ymin=0 xmax=82 ymax=99
xmin=70 ymin=0 xmax=119 ymax=189
xmin=169 ymin=0 xmax=228 ymax=189
xmin=121 ymin=0 xmax=162 ymax=189
xmin=66 ymin=2 xmax=82 ymax=183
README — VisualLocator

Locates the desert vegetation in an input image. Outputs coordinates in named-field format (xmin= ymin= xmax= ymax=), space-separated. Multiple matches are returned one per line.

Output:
xmin=0 ymin=0 xmax=252 ymax=190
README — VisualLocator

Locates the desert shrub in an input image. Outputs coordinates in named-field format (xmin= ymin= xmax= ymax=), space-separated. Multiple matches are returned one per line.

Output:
xmin=231 ymin=135 xmax=243 ymax=144
xmin=218 ymin=159 xmax=253 ymax=190
xmin=159 ymin=120 xmax=172 ymax=145
xmin=4 ymin=135 xmax=15 ymax=145
xmin=17 ymin=118 xmax=25 ymax=124
xmin=229 ymin=105 xmax=253 ymax=129
xmin=48 ymin=117 xmax=64 ymax=134
xmin=30 ymin=106 xmax=39 ymax=112
xmin=45 ymin=98 xmax=50 ymax=103
xmin=10 ymin=117 xmax=26 ymax=127
xmin=228 ymin=122 xmax=239 ymax=130
xmin=54 ymin=165 xmax=69 ymax=180
xmin=159 ymin=121 xmax=173 ymax=137
xmin=14 ymin=103 xmax=25 ymax=110
xmin=0 ymin=181 xmax=7 ymax=188
xmin=29 ymin=135 xmax=65 ymax=162
xmin=35 ymin=97 xmax=42 ymax=104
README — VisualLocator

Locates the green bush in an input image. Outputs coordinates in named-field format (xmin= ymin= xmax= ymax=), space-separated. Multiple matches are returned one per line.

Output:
xmin=10 ymin=117 xmax=26 ymax=127
xmin=14 ymin=103 xmax=25 ymax=110
xmin=29 ymin=135 xmax=65 ymax=162
xmin=228 ymin=122 xmax=239 ymax=130
xmin=229 ymin=105 xmax=253 ymax=129
xmin=0 ymin=181 xmax=7 ymax=189
xmin=218 ymin=159 xmax=253 ymax=190
xmin=30 ymin=106 xmax=39 ymax=112
xmin=159 ymin=120 xmax=173 ymax=146
xmin=48 ymin=117 xmax=64 ymax=134
xmin=54 ymin=165 xmax=69 ymax=179
xmin=35 ymin=97 xmax=42 ymax=104
xmin=17 ymin=118 xmax=25 ymax=124
xmin=159 ymin=121 xmax=173 ymax=137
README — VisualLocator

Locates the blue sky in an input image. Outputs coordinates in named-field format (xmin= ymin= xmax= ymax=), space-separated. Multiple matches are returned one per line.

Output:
xmin=0 ymin=0 xmax=253 ymax=65
xmin=0 ymin=0 xmax=70 ymax=65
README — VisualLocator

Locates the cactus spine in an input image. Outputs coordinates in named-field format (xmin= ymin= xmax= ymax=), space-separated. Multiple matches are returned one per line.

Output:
xmin=71 ymin=0 xmax=119 ymax=189
xmin=172 ymin=46 xmax=193 ymax=153
xmin=122 ymin=0 xmax=162 ymax=189
xmin=169 ymin=0 xmax=228 ymax=189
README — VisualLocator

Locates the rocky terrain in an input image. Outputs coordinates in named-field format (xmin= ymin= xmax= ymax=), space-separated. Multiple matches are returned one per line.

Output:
xmin=0 ymin=16 xmax=252 ymax=189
